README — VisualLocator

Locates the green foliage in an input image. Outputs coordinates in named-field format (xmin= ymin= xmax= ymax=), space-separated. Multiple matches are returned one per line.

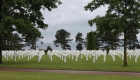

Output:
xmin=2 ymin=33 xmax=25 ymax=50
xmin=0 ymin=0 xmax=62 ymax=37
xmin=53 ymin=29 xmax=73 ymax=50
xmin=88 ymin=16 xmax=121 ymax=50
xmin=43 ymin=46 xmax=52 ymax=54
xmin=76 ymin=43 xmax=83 ymax=51
xmin=75 ymin=32 xmax=84 ymax=51
xmin=75 ymin=32 xmax=84 ymax=43
xmin=87 ymin=31 xmax=96 ymax=50
xmin=85 ymin=0 xmax=140 ymax=66
xmin=84 ymin=32 xmax=98 ymax=49
xmin=25 ymin=36 xmax=43 ymax=50
xmin=83 ymin=33 xmax=88 ymax=48
xmin=126 ymin=32 xmax=140 ymax=50
xmin=46 ymin=46 xmax=52 ymax=54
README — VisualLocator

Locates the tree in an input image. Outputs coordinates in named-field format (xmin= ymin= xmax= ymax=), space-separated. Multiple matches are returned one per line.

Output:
xmin=127 ymin=33 xmax=140 ymax=50
xmin=2 ymin=33 xmax=25 ymax=50
xmin=85 ymin=0 xmax=140 ymax=66
xmin=101 ymin=33 xmax=120 ymax=50
xmin=84 ymin=32 xmax=101 ymax=50
xmin=53 ymin=29 xmax=73 ymax=50
xmin=75 ymin=32 xmax=84 ymax=51
xmin=40 ymin=41 xmax=44 ymax=45
xmin=94 ymin=34 xmax=102 ymax=50
xmin=0 ymin=0 xmax=62 ymax=63
xmin=25 ymin=35 xmax=44 ymax=50
xmin=2 ymin=31 xmax=13 ymax=50
xmin=83 ymin=33 xmax=88 ymax=48
xmin=0 ymin=0 xmax=3 ymax=63
xmin=94 ymin=17 xmax=120 ymax=50
xmin=46 ymin=46 xmax=52 ymax=53
xmin=76 ymin=43 xmax=83 ymax=51
xmin=87 ymin=31 xmax=96 ymax=50
xmin=122 ymin=32 xmax=140 ymax=50
xmin=10 ymin=33 xmax=25 ymax=50
xmin=95 ymin=30 xmax=120 ymax=54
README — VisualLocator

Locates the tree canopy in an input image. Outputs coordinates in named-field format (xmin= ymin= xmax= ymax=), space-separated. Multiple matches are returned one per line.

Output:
xmin=53 ymin=29 xmax=73 ymax=50
xmin=2 ymin=33 xmax=25 ymax=50
xmin=0 ymin=0 xmax=62 ymax=37
xmin=87 ymin=31 xmax=96 ymax=50
xmin=75 ymin=32 xmax=84 ymax=51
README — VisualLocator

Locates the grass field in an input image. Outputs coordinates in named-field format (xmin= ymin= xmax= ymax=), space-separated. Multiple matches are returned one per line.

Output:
xmin=1 ymin=54 xmax=140 ymax=80
xmin=0 ymin=71 xmax=140 ymax=80
xmin=1 ymin=54 xmax=140 ymax=72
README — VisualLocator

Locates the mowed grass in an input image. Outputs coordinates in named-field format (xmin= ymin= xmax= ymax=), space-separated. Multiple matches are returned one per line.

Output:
xmin=1 ymin=54 xmax=140 ymax=72
xmin=0 ymin=71 xmax=140 ymax=80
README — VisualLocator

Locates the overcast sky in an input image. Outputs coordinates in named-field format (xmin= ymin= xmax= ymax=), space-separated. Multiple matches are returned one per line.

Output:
xmin=39 ymin=0 xmax=108 ymax=43
xmin=39 ymin=0 xmax=140 ymax=43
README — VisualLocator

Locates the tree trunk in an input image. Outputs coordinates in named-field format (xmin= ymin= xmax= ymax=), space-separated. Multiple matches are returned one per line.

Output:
xmin=123 ymin=30 xmax=128 ymax=67
xmin=0 ymin=37 xmax=2 ymax=63
xmin=111 ymin=41 xmax=113 ymax=50
xmin=0 ymin=0 xmax=3 ymax=63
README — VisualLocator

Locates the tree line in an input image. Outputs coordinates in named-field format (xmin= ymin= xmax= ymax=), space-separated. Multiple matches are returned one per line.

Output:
xmin=3 ymin=28 xmax=139 ymax=52
xmin=53 ymin=29 xmax=140 ymax=51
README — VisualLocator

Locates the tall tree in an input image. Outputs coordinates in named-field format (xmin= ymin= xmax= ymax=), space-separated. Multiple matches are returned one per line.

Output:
xmin=87 ymin=31 xmax=96 ymax=50
xmin=0 ymin=0 xmax=3 ymax=63
xmin=123 ymin=32 xmax=140 ymax=50
xmin=84 ymin=32 xmax=100 ymax=49
xmin=85 ymin=0 xmax=140 ymax=66
xmin=25 ymin=34 xmax=44 ymax=50
xmin=75 ymin=32 xmax=84 ymax=51
xmin=0 ymin=0 xmax=62 ymax=63
xmin=93 ymin=16 xmax=120 ymax=50
xmin=94 ymin=34 xmax=102 ymax=50
xmin=53 ymin=29 xmax=73 ymax=50
xmin=83 ymin=33 xmax=88 ymax=48
xmin=10 ymin=33 xmax=25 ymax=50
xmin=101 ymin=33 xmax=120 ymax=50
xmin=2 ymin=30 xmax=13 ymax=50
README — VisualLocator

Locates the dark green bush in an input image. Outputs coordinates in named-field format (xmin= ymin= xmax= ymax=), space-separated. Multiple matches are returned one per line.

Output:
xmin=87 ymin=31 xmax=96 ymax=50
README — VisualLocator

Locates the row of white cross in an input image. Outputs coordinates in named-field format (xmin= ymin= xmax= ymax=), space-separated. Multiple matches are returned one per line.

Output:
xmin=2 ymin=50 xmax=45 ymax=62
xmin=47 ymin=50 xmax=106 ymax=63
xmin=2 ymin=50 xmax=140 ymax=63
xmin=109 ymin=50 xmax=140 ymax=62
xmin=47 ymin=50 xmax=140 ymax=63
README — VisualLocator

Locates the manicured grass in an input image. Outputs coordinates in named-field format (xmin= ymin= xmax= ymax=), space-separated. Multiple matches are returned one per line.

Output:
xmin=1 ymin=54 xmax=140 ymax=72
xmin=0 ymin=71 xmax=140 ymax=80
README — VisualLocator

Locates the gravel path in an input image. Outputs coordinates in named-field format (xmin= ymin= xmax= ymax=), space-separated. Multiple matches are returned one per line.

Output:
xmin=0 ymin=68 xmax=140 ymax=76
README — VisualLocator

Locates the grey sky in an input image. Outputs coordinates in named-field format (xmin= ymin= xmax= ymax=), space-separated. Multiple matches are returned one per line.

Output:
xmin=39 ymin=0 xmax=108 ymax=43
xmin=39 ymin=0 xmax=140 ymax=43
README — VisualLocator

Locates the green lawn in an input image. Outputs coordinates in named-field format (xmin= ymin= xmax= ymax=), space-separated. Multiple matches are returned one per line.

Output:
xmin=0 ymin=54 xmax=140 ymax=72
xmin=0 ymin=71 xmax=140 ymax=80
